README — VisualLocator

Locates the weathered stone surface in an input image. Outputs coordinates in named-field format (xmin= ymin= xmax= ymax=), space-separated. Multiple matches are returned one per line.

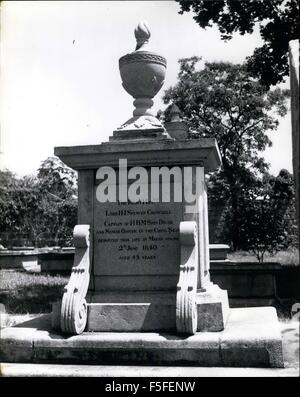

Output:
xmin=164 ymin=121 xmax=189 ymax=140
xmin=52 ymin=293 xmax=178 ymax=332
xmin=54 ymin=139 xmax=221 ymax=173
xmin=220 ymin=307 xmax=284 ymax=368
xmin=87 ymin=303 xmax=176 ymax=332
xmin=60 ymin=225 xmax=90 ymax=335
xmin=0 ymin=303 xmax=8 ymax=329
xmin=0 ymin=328 xmax=35 ymax=363
xmin=54 ymin=157 xmax=221 ymax=333
xmin=113 ymin=22 xmax=169 ymax=139
xmin=39 ymin=252 xmax=73 ymax=273
xmin=60 ymin=155 xmax=218 ymax=333
xmin=209 ymin=244 xmax=230 ymax=261
xmin=111 ymin=127 xmax=169 ymax=141
xmin=53 ymin=285 xmax=230 ymax=333
xmin=77 ymin=170 xmax=95 ymax=291
xmin=196 ymin=284 xmax=230 ymax=331
xmin=211 ymin=262 xmax=280 ymax=298
xmin=1 ymin=307 xmax=284 ymax=367
xmin=93 ymin=200 xmax=182 ymax=278
xmin=0 ymin=250 xmax=39 ymax=270
xmin=164 ymin=104 xmax=189 ymax=140
xmin=51 ymin=301 xmax=61 ymax=331
xmin=93 ymin=275 xmax=178 ymax=292
xmin=1 ymin=361 xmax=298 ymax=377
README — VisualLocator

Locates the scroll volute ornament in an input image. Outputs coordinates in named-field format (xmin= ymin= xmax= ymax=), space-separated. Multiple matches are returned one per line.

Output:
xmin=176 ymin=221 xmax=198 ymax=335
xmin=60 ymin=224 xmax=90 ymax=334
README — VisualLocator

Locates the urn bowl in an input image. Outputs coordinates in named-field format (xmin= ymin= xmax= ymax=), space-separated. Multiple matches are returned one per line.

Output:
xmin=119 ymin=51 xmax=167 ymax=99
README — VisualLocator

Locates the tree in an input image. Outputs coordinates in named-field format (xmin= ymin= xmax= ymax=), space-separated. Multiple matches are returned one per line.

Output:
xmin=175 ymin=0 xmax=299 ymax=87
xmin=0 ymin=157 xmax=78 ymax=248
xmin=161 ymin=58 xmax=290 ymax=249
xmin=0 ymin=170 xmax=19 ymax=236
xmin=238 ymin=169 xmax=296 ymax=262
xmin=37 ymin=156 xmax=77 ymax=200
xmin=36 ymin=156 xmax=78 ymax=246
xmin=0 ymin=171 xmax=41 ymax=246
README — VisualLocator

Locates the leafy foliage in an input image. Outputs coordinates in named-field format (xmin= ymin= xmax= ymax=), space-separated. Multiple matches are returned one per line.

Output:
xmin=37 ymin=157 xmax=77 ymax=199
xmin=208 ymin=168 xmax=297 ymax=260
xmin=0 ymin=157 xmax=78 ymax=248
xmin=175 ymin=0 xmax=299 ymax=87
xmin=237 ymin=169 xmax=296 ymax=261
xmin=163 ymin=59 xmax=289 ymax=168
xmin=161 ymin=58 xmax=291 ymax=251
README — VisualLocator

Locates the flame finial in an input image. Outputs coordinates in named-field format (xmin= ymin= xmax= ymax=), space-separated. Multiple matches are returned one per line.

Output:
xmin=134 ymin=21 xmax=151 ymax=50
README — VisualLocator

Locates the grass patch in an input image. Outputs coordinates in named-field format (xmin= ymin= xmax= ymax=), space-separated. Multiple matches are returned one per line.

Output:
xmin=0 ymin=270 xmax=68 ymax=314
xmin=228 ymin=248 xmax=299 ymax=266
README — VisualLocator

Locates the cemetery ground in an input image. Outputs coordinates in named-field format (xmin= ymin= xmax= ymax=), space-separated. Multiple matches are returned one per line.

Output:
xmin=0 ymin=248 xmax=299 ymax=377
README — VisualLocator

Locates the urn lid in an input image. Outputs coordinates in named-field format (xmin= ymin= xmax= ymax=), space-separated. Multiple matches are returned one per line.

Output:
xmin=119 ymin=21 xmax=167 ymax=68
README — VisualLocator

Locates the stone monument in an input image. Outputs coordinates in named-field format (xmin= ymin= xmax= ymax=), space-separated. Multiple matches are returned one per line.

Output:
xmin=55 ymin=21 xmax=229 ymax=335
xmin=0 ymin=22 xmax=284 ymax=367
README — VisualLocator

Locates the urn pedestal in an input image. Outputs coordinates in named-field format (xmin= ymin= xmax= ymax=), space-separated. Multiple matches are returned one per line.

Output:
xmin=54 ymin=138 xmax=230 ymax=333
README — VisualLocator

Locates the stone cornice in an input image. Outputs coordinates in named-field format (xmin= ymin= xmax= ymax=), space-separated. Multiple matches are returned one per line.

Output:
xmin=54 ymin=138 xmax=222 ymax=172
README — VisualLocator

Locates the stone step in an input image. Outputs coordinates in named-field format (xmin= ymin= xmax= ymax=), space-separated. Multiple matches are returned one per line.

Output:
xmin=0 ymin=307 xmax=283 ymax=368
xmin=1 ymin=362 xmax=298 ymax=377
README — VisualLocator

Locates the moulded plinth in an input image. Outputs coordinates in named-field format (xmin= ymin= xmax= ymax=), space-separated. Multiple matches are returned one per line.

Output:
xmin=0 ymin=307 xmax=284 ymax=368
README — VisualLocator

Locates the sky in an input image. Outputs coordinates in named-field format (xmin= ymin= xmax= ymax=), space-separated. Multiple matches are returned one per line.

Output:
xmin=0 ymin=0 xmax=293 ymax=177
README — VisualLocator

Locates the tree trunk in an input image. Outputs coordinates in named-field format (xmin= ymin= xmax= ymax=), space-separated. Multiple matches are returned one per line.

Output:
xmin=222 ymin=159 xmax=240 ymax=251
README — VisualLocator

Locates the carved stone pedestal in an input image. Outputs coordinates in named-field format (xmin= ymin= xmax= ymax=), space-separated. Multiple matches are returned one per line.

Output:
xmin=54 ymin=139 xmax=225 ymax=335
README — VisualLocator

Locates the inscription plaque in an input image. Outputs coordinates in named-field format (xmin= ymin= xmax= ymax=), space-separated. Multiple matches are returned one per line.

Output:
xmin=93 ymin=178 xmax=183 ymax=277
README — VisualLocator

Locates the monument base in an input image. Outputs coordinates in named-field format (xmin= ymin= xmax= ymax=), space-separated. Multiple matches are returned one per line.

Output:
xmin=110 ymin=128 xmax=171 ymax=141
xmin=52 ymin=286 xmax=229 ymax=333
xmin=196 ymin=284 xmax=230 ymax=331
xmin=111 ymin=115 xmax=171 ymax=141
xmin=86 ymin=292 xmax=176 ymax=332
xmin=1 ymin=307 xmax=284 ymax=368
